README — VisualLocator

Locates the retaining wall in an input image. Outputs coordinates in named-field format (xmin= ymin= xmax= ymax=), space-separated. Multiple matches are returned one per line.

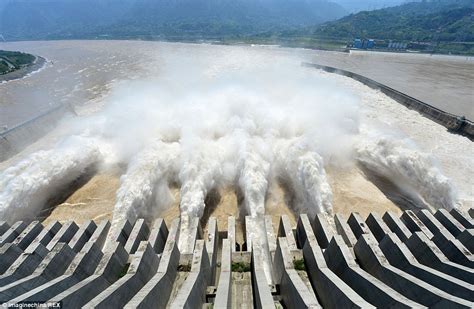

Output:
xmin=0 ymin=104 xmax=70 ymax=161
xmin=302 ymin=62 xmax=474 ymax=140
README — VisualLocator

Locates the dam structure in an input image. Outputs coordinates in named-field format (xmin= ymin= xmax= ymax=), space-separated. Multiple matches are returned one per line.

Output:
xmin=0 ymin=208 xmax=473 ymax=308
xmin=0 ymin=42 xmax=472 ymax=308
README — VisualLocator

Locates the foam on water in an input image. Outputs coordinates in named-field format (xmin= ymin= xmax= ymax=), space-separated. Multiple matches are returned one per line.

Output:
xmin=179 ymin=139 xmax=225 ymax=218
xmin=109 ymin=140 xmax=180 ymax=243
xmin=356 ymin=126 xmax=460 ymax=211
xmin=238 ymin=141 xmax=271 ymax=218
xmin=0 ymin=136 xmax=101 ymax=222
xmin=274 ymin=139 xmax=333 ymax=218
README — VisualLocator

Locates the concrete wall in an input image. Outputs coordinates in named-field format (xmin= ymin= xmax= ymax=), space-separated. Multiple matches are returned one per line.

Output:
xmin=1 ymin=209 xmax=473 ymax=307
xmin=302 ymin=63 xmax=474 ymax=140
xmin=0 ymin=104 xmax=71 ymax=161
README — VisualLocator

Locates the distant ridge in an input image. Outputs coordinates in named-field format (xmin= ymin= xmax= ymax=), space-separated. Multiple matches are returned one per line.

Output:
xmin=0 ymin=0 xmax=346 ymax=40
xmin=312 ymin=0 xmax=474 ymax=42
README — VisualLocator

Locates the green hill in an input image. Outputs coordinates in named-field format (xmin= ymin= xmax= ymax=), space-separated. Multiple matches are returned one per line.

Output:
xmin=0 ymin=0 xmax=346 ymax=40
xmin=0 ymin=50 xmax=35 ymax=74
xmin=243 ymin=0 xmax=474 ymax=55
xmin=314 ymin=0 xmax=474 ymax=42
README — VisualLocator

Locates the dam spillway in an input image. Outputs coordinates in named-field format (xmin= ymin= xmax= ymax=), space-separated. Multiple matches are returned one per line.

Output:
xmin=0 ymin=208 xmax=473 ymax=308
xmin=0 ymin=41 xmax=472 ymax=308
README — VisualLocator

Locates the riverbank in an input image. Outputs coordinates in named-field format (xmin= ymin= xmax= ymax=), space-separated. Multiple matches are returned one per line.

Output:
xmin=0 ymin=54 xmax=46 ymax=83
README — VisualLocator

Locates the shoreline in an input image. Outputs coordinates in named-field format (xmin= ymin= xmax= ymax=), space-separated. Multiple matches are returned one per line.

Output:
xmin=0 ymin=55 xmax=47 ymax=83
xmin=3 ymin=38 xmax=474 ymax=58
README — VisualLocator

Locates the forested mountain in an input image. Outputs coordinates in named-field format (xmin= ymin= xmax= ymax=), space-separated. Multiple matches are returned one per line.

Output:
xmin=0 ymin=0 xmax=347 ymax=40
xmin=330 ymin=0 xmax=407 ymax=13
xmin=1 ymin=0 xmax=472 ymax=55
xmin=312 ymin=0 xmax=474 ymax=41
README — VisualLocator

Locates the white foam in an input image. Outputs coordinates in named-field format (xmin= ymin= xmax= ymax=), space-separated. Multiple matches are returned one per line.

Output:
xmin=109 ymin=140 xmax=180 ymax=241
xmin=356 ymin=127 xmax=460 ymax=210
xmin=274 ymin=139 xmax=333 ymax=217
xmin=0 ymin=136 xmax=101 ymax=222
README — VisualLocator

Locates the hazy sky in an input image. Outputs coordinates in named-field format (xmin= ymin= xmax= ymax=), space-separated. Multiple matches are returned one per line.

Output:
xmin=332 ymin=0 xmax=407 ymax=12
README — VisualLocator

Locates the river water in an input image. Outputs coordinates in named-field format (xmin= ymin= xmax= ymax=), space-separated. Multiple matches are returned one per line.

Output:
xmin=0 ymin=40 xmax=472 ymax=227
xmin=1 ymin=40 xmax=473 ymax=128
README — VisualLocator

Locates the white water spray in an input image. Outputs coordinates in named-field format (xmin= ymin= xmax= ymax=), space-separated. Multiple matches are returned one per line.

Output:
xmin=0 ymin=44 xmax=466 ymax=272
xmin=356 ymin=128 xmax=460 ymax=210
xmin=238 ymin=147 xmax=271 ymax=218
xmin=179 ymin=139 xmax=225 ymax=218
xmin=109 ymin=141 xmax=180 ymax=242
xmin=0 ymin=136 xmax=101 ymax=222
xmin=274 ymin=139 xmax=333 ymax=217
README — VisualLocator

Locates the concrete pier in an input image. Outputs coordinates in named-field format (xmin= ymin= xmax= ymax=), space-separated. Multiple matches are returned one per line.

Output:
xmin=0 ymin=243 xmax=75 ymax=300
xmin=265 ymin=216 xmax=277 ymax=257
xmin=0 ymin=209 xmax=473 ymax=307
xmin=11 ymin=221 xmax=43 ymax=251
xmin=87 ymin=220 xmax=110 ymax=250
xmin=383 ymin=211 xmax=412 ymax=242
xmin=0 ymin=221 xmax=27 ymax=246
xmin=46 ymin=221 xmax=78 ymax=251
xmin=428 ymin=225 xmax=474 ymax=268
xmin=124 ymin=219 xmax=149 ymax=254
xmin=0 ymin=221 xmax=10 ymax=236
xmin=301 ymin=215 xmax=374 ymax=308
xmin=48 ymin=242 xmax=129 ymax=307
xmin=324 ymin=236 xmax=423 ymax=308
xmin=365 ymin=213 xmax=392 ymax=242
xmin=147 ymin=218 xmax=167 ymax=253
xmin=347 ymin=213 xmax=371 ymax=240
xmin=435 ymin=209 xmax=465 ymax=237
xmin=355 ymin=234 xmax=472 ymax=308
xmin=278 ymin=215 xmax=297 ymax=251
xmin=334 ymin=213 xmax=357 ymax=248
xmin=178 ymin=215 xmax=202 ymax=255
xmin=0 ymin=243 xmax=50 ymax=286
xmin=28 ymin=221 xmax=62 ymax=250
xmin=68 ymin=221 xmax=96 ymax=252
xmin=457 ymin=229 xmax=474 ymax=253
xmin=379 ymin=233 xmax=474 ymax=301
xmin=405 ymin=231 xmax=474 ymax=284
xmin=214 ymin=239 xmax=232 ymax=308
xmin=450 ymin=209 xmax=474 ymax=229
xmin=206 ymin=217 xmax=219 ymax=284
xmin=401 ymin=210 xmax=434 ymax=239
xmin=273 ymin=237 xmax=321 ymax=308
xmin=124 ymin=218 xmax=180 ymax=309
xmin=251 ymin=240 xmax=276 ymax=309
xmin=228 ymin=216 xmax=236 ymax=252
xmin=312 ymin=213 xmax=336 ymax=249
xmin=85 ymin=241 xmax=160 ymax=308
xmin=0 ymin=244 xmax=23 ymax=274
xmin=169 ymin=240 xmax=210 ymax=308
xmin=8 ymin=241 xmax=103 ymax=303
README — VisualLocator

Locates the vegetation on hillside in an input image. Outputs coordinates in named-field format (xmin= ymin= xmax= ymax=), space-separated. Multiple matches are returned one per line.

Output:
xmin=0 ymin=0 xmax=346 ymax=40
xmin=312 ymin=2 xmax=474 ymax=42
xmin=0 ymin=60 xmax=10 ymax=74
xmin=0 ymin=50 xmax=36 ymax=75
xmin=0 ymin=0 xmax=472 ymax=55
xmin=251 ymin=0 xmax=474 ymax=55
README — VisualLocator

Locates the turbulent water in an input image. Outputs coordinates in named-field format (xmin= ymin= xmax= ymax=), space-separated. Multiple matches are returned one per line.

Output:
xmin=0 ymin=41 xmax=472 ymax=280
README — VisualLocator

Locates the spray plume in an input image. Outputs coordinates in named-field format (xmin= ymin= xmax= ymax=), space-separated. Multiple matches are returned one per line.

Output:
xmin=0 ymin=44 xmax=463 ymax=242
xmin=356 ymin=127 xmax=460 ymax=210
xmin=0 ymin=136 xmax=101 ymax=222
xmin=274 ymin=139 xmax=333 ymax=218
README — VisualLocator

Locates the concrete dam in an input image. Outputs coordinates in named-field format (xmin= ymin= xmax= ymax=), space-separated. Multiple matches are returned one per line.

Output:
xmin=0 ymin=42 xmax=472 ymax=308
xmin=0 ymin=208 xmax=473 ymax=308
